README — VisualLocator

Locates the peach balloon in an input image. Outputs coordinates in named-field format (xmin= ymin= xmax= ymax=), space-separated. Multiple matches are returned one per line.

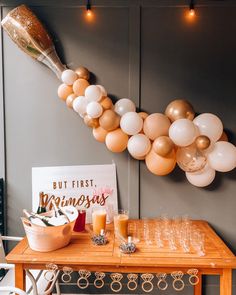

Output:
xmin=73 ymin=78 xmax=90 ymax=96
xmin=219 ymin=131 xmax=228 ymax=142
xmin=57 ymin=83 xmax=73 ymax=101
xmin=100 ymin=97 xmax=113 ymax=110
xmin=93 ymin=126 xmax=108 ymax=143
xmin=145 ymin=149 xmax=176 ymax=176
xmin=138 ymin=112 xmax=148 ymax=134
xmin=143 ymin=113 xmax=171 ymax=140
xmin=84 ymin=115 xmax=99 ymax=128
xmin=138 ymin=112 xmax=149 ymax=120
xmin=66 ymin=93 xmax=77 ymax=108
xmin=99 ymin=110 xmax=120 ymax=131
xmin=105 ymin=128 xmax=128 ymax=153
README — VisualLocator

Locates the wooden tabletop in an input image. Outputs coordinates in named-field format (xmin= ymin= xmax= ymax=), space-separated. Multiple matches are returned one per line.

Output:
xmin=6 ymin=220 xmax=236 ymax=271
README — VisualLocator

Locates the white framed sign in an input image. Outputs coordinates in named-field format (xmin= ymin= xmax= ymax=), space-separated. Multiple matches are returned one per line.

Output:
xmin=32 ymin=164 xmax=118 ymax=223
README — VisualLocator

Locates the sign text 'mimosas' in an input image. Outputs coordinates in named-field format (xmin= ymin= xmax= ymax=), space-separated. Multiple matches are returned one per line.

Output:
xmin=43 ymin=192 xmax=109 ymax=209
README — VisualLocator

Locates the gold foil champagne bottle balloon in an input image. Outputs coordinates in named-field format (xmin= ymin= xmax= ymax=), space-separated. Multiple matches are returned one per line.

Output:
xmin=1 ymin=4 xmax=65 ymax=78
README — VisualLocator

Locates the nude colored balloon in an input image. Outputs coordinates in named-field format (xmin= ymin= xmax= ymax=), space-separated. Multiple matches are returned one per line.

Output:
xmin=93 ymin=126 xmax=108 ymax=143
xmin=218 ymin=131 xmax=228 ymax=142
xmin=85 ymin=85 xmax=102 ymax=102
xmin=176 ymin=143 xmax=207 ymax=172
xmin=120 ymin=112 xmax=143 ymax=135
xmin=96 ymin=85 xmax=107 ymax=97
xmin=127 ymin=134 xmax=151 ymax=159
xmin=165 ymin=99 xmax=195 ymax=122
xmin=73 ymin=79 xmax=90 ymax=96
xmin=169 ymin=119 xmax=197 ymax=147
xmin=57 ymin=83 xmax=73 ymax=100
xmin=75 ymin=66 xmax=90 ymax=80
xmin=138 ymin=112 xmax=149 ymax=120
xmin=208 ymin=141 xmax=236 ymax=172
xmin=193 ymin=113 xmax=223 ymax=142
xmin=186 ymin=164 xmax=216 ymax=187
xmin=114 ymin=98 xmax=136 ymax=116
xmin=99 ymin=109 xmax=120 ymax=131
xmin=100 ymin=97 xmax=113 ymax=110
xmin=105 ymin=128 xmax=128 ymax=153
xmin=153 ymin=136 xmax=174 ymax=157
xmin=143 ymin=113 xmax=171 ymax=141
xmin=86 ymin=101 xmax=103 ymax=118
xmin=61 ymin=69 xmax=78 ymax=85
xmin=84 ymin=115 xmax=99 ymax=128
xmin=73 ymin=96 xmax=88 ymax=117
xmin=66 ymin=93 xmax=77 ymax=108
xmin=145 ymin=149 xmax=176 ymax=176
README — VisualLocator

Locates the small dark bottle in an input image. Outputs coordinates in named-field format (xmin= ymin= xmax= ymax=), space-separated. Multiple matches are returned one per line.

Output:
xmin=37 ymin=192 xmax=46 ymax=214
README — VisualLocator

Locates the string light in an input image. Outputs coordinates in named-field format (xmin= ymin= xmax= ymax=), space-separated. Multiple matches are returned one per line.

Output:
xmin=86 ymin=0 xmax=92 ymax=18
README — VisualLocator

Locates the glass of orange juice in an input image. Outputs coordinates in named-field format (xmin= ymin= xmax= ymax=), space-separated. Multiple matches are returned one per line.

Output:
xmin=92 ymin=207 xmax=107 ymax=235
xmin=114 ymin=210 xmax=129 ymax=240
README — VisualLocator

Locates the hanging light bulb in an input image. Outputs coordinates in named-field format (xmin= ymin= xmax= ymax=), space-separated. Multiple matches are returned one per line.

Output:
xmin=86 ymin=0 xmax=92 ymax=18
xmin=189 ymin=0 xmax=196 ymax=17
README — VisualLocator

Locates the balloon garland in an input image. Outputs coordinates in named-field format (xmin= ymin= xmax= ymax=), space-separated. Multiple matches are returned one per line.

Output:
xmin=2 ymin=5 xmax=236 ymax=188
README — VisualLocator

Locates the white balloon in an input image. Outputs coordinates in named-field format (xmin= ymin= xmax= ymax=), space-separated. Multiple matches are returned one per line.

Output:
xmin=120 ymin=112 xmax=143 ymax=135
xmin=114 ymin=98 xmax=136 ymax=116
xmin=85 ymin=85 xmax=102 ymax=102
xmin=193 ymin=113 xmax=223 ymax=142
xmin=96 ymin=85 xmax=107 ymax=97
xmin=208 ymin=141 xmax=236 ymax=172
xmin=169 ymin=119 xmax=197 ymax=147
xmin=128 ymin=134 xmax=151 ymax=159
xmin=61 ymin=69 xmax=77 ymax=85
xmin=73 ymin=96 xmax=88 ymax=117
xmin=86 ymin=101 xmax=103 ymax=118
xmin=186 ymin=164 xmax=216 ymax=187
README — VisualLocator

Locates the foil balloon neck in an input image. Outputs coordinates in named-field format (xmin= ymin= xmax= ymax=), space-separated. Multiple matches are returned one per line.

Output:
xmin=1 ymin=4 xmax=65 ymax=78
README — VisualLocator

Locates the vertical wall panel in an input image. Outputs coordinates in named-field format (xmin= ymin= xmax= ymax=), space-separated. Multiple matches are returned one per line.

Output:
xmin=3 ymin=5 xmax=134 ymax=236
xmin=140 ymin=5 xmax=236 ymax=292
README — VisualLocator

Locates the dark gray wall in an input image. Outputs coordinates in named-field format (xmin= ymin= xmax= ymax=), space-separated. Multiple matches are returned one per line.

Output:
xmin=1 ymin=1 xmax=236 ymax=294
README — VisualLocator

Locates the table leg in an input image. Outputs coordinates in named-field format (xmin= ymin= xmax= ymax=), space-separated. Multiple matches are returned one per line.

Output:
xmin=220 ymin=269 xmax=232 ymax=295
xmin=194 ymin=273 xmax=202 ymax=295
xmin=15 ymin=264 xmax=26 ymax=293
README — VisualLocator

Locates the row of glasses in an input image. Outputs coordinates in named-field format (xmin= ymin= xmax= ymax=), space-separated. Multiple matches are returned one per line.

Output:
xmin=139 ymin=215 xmax=205 ymax=256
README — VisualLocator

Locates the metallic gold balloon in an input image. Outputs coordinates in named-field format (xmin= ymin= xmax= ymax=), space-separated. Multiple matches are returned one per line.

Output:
xmin=84 ymin=115 xmax=99 ymax=128
xmin=75 ymin=66 xmax=90 ymax=80
xmin=153 ymin=136 xmax=174 ymax=157
xmin=165 ymin=99 xmax=195 ymax=122
xmin=195 ymin=135 xmax=211 ymax=150
xmin=218 ymin=131 xmax=229 ymax=142
xmin=1 ymin=5 xmax=65 ymax=78
xmin=99 ymin=110 xmax=120 ymax=131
